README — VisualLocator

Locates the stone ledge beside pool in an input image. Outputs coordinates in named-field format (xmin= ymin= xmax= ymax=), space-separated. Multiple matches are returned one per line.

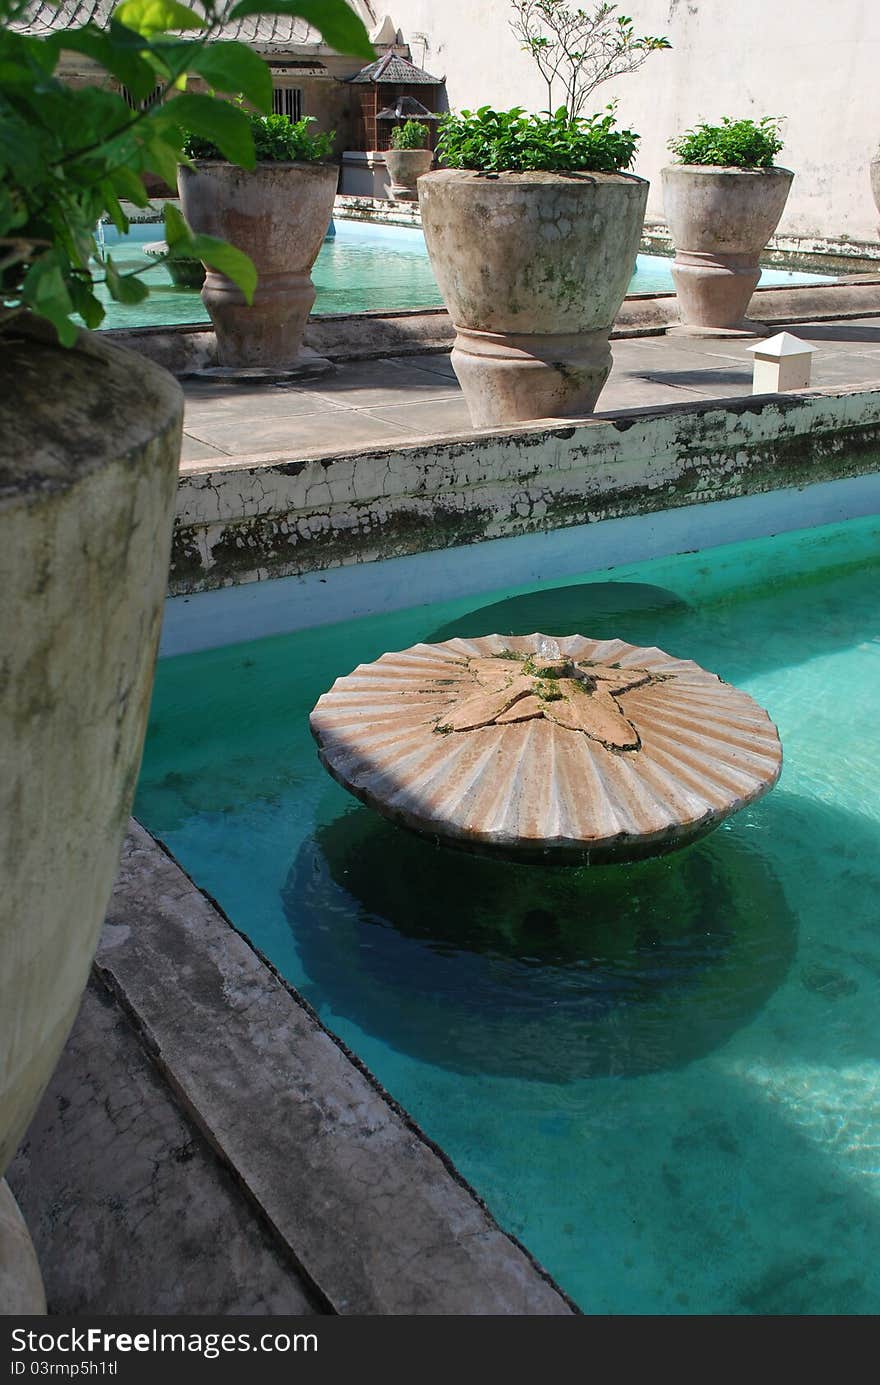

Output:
xmin=169 ymin=382 xmax=880 ymax=595
xmin=83 ymin=822 xmax=575 ymax=1316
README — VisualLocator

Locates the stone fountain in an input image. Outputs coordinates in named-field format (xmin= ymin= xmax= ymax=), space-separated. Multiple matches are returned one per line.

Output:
xmin=309 ymin=633 xmax=782 ymax=865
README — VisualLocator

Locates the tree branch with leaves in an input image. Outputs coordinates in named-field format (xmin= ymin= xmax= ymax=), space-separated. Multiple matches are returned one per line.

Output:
xmin=510 ymin=0 xmax=670 ymax=119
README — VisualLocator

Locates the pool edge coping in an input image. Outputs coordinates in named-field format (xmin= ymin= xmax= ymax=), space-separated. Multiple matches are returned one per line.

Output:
xmin=97 ymin=820 xmax=578 ymax=1317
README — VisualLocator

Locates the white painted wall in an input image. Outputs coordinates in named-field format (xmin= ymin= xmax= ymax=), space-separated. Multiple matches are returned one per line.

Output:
xmin=387 ymin=0 xmax=880 ymax=241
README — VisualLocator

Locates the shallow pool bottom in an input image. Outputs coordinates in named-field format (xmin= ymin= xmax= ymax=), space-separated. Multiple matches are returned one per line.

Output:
xmin=137 ymin=515 xmax=880 ymax=1314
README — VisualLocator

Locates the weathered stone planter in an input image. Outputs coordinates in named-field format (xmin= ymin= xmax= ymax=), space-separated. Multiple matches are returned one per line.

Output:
xmin=870 ymin=157 xmax=880 ymax=236
xmin=661 ymin=164 xmax=794 ymax=334
xmin=0 ymin=322 xmax=182 ymax=1308
xmin=385 ymin=147 xmax=433 ymax=201
xmin=418 ymin=168 xmax=649 ymax=427
xmin=178 ymin=161 xmax=338 ymax=368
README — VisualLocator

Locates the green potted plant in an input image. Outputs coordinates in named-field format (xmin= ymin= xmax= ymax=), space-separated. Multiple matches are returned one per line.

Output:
xmin=385 ymin=119 xmax=433 ymax=201
xmin=179 ymin=111 xmax=340 ymax=369
xmin=418 ymin=105 xmax=648 ymax=427
xmin=661 ymin=117 xmax=794 ymax=335
xmin=0 ymin=0 xmax=371 ymax=1310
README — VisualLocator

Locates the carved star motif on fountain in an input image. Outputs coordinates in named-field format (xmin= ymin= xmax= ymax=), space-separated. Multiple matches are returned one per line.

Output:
xmin=434 ymin=654 xmax=668 ymax=751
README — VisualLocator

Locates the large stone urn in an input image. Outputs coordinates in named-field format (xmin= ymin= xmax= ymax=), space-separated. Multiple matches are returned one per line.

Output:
xmin=0 ymin=322 xmax=182 ymax=1309
xmin=178 ymin=161 xmax=339 ymax=368
xmin=418 ymin=169 xmax=649 ymax=427
xmin=661 ymin=165 xmax=794 ymax=334
xmin=870 ymin=156 xmax=880 ymax=236
xmin=385 ymin=147 xmax=433 ymax=201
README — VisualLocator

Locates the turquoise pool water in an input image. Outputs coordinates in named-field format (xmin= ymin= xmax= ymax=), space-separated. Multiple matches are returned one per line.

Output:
xmin=93 ymin=218 xmax=830 ymax=331
xmin=136 ymin=515 xmax=880 ymax=1314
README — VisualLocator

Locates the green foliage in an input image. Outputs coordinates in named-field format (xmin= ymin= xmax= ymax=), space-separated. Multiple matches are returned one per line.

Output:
xmin=186 ymin=111 xmax=334 ymax=162
xmin=389 ymin=119 xmax=429 ymax=150
xmin=0 ymin=0 xmax=371 ymax=343
xmin=668 ymin=117 xmax=785 ymax=169
xmin=510 ymin=0 xmax=670 ymax=119
xmin=436 ymin=105 xmax=638 ymax=174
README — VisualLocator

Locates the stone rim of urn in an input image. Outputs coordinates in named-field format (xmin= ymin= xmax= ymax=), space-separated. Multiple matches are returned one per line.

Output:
xmin=661 ymin=164 xmax=794 ymax=335
xmin=384 ymin=146 xmax=434 ymax=200
xmin=177 ymin=160 xmax=339 ymax=369
xmin=417 ymin=168 xmax=649 ymax=427
xmin=310 ymin=632 xmax=783 ymax=865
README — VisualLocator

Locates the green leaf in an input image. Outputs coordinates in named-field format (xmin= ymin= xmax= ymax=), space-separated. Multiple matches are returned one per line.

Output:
xmin=107 ymin=165 xmax=150 ymax=207
xmin=163 ymin=200 xmax=188 ymax=247
xmin=186 ymin=234 xmax=257 ymax=302
xmin=68 ymin=277 xmax=106 ymax=330
xmin=138 ymin=127 xmax=185 ymax=185
xmin=226 ymin=0 xmax=373 ymax=59
xmin=44 ymin=23 xmax=158 ymax=101
xmin=190 ymin=41 xmax=273 ymax=113
xmin=158 ymin=92 xmax=255 ymax=167
xmin=105 ymin=255 xmax=150 ymax=303
xmin=112 ymin=0 xmax=205 ymax=36
xmin=21 ymin=254 xmax=78 ymax=346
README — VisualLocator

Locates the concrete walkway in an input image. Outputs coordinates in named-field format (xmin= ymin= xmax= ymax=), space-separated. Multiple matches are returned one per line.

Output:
xmin=179 ymin=317 xmax=880 ymax=467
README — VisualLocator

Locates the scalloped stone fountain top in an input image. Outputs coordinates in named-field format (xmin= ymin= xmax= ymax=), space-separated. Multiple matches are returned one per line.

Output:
xmin=309 ymin=633 xmax=782 ymax=864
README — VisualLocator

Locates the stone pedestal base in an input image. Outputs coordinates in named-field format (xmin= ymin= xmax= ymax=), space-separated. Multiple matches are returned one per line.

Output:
xmin=0 ymin=1181 xmax=46 ymax=1315
xmin=667 ymin=320 xmax=768 ymax=339
xmin=203 ymin=269 xmax=316 ymax=370
xmin=191 ymin=348 xmax=334 ymax=384
xmin=450 ymin=326 xmax=612 ymax=429
xmin=671 ymin=250 xmax=761 ymax=332
xmin=386 ymin=183 xmax=419 ymax=202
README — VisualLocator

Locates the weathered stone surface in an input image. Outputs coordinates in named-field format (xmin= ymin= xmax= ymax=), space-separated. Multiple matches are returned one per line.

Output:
xmin=385 ymin=147 xmax=433 ymax=200
xmin=310 ymin=633 xmax=782 ymax=863
xmin=8 ymin=978 xmax=320 ymax=1316
xmin=662 ymin=166 xmax=794 ymax=333
xmin=0 ymin=1181 xmax=45 ymax=1314
xmin=871 ymin=158 xmax=880 ymax=236
xmin=90 ymin=823 xmax=574 ymax=1315
xmin=179 ymin=162 xmax=338 ymax=368
xmin=168 ymin=380 xmax=880 ymax=593
xmin=418 ymin=168 xmax=649 ymax=425
xmin=0 ymin=324 xmax=181 ymax=1184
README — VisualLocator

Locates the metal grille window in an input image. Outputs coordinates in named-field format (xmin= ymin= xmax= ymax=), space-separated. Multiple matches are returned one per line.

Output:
xmin=120 ymin=84 xmax=164 ymax=111
xmin=272 ymin=86 xmax=303 ymax=121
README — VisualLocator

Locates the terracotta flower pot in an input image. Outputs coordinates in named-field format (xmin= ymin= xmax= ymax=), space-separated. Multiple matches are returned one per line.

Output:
xmin=870 ymin=157 xmax=880 ymax=235
xmin=661 ymin=164 xmax=794 ymax=334
xmin=0 ymin=322 xmax=182 ymax=1304
xmin=178 ymin=161 xmax=339 ymax=368
xmin=418 ymin=168 xmax=649 ymax=427
xmin=385 ymin=147 xmax=433 ymax=201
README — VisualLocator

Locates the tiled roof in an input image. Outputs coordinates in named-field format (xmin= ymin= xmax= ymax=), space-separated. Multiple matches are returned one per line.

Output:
xmin=347 ymin=49 xmax=441 ymax=84
xmin=14 ymin=0 xmax=375 ymax=50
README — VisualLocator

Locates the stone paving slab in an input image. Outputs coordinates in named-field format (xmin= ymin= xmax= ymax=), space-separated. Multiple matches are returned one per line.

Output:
xmin=8 ymin=978 xmax=321 ymax=1316
xmin=88 ymin=822 xmax=575 ymax=1316
xmin=179 ymin=318 xmax=880 ymax=467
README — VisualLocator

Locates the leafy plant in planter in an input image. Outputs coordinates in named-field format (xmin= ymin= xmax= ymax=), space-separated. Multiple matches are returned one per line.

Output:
xmin=389 ymin=118 xmax=429 ymax=150
xmin=419 ymin=103 xmax=648 ymax=426
xmin=178 ymin=105 xmax=340 ymax=368
xmin=667 ymin=116 xmax=784 ymax=169
xmin=0 ymin=0 xmax=371 ymax=1311
xmin=385 ymin=118 xmax=433 ymax=201
xmin=661 ymin=115 xmax=794 ymax=334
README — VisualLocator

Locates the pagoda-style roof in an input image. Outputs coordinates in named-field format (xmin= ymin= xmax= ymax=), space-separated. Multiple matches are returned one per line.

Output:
xmin=347 ymin=50 xmax=442 ymax=84
xmin=14 ymin=0 xmax=377 ymax=53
